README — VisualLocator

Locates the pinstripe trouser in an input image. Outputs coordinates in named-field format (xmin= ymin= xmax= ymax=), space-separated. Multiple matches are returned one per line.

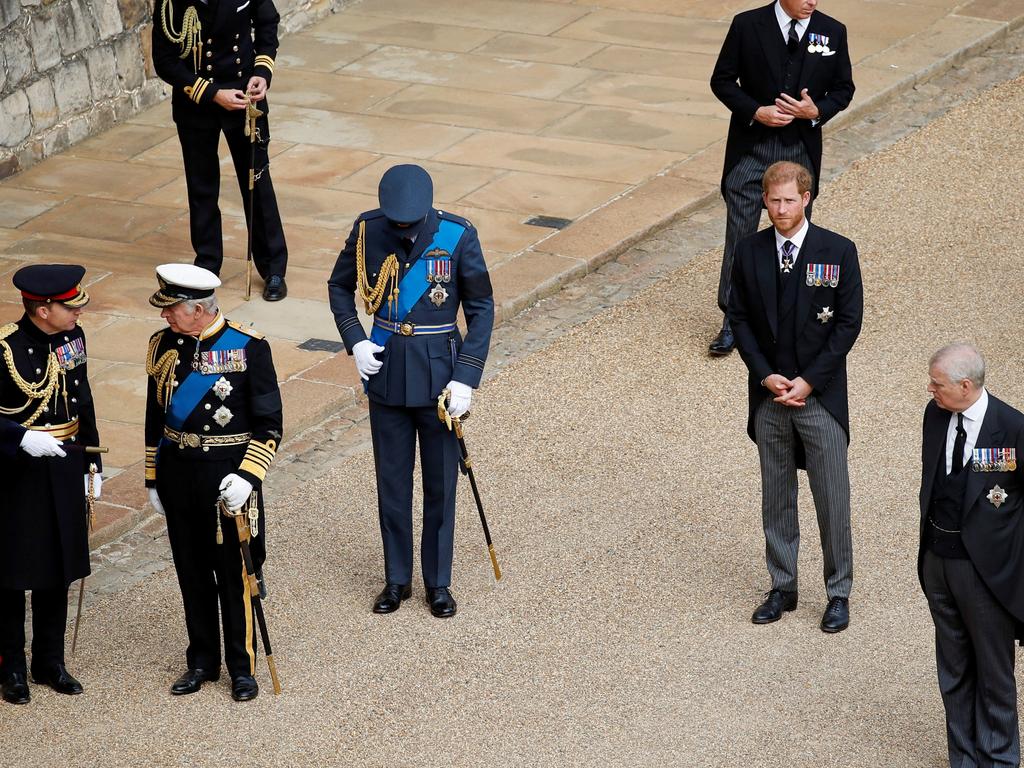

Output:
xmin=718 ymin=134 xmax=814 ymax=313
xmin=923 ymin=551 xmax=1020 ymax=768
xmin=754 ymin=395 xmax=853 ymax=598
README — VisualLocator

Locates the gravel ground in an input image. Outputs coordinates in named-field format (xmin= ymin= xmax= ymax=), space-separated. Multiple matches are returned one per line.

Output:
xmin=3 ymin=74 xmax=1024 ymax=767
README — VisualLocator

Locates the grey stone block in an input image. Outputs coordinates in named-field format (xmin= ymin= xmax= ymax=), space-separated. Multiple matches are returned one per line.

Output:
xmin=42 ymin=123 xmax=69 ymax=156
xmin=26 ymin=76 xmax=58 ymax=130
xmin=0 ymin=0 xmax=20 ymax=30
xmin=31 ymin=9 xmax=61 ymax=71
xmin=67 ymin=111 xmax=93 ymax=143
xmin=2 ymin=27 xmax=32 ymax=88
xmin=0 ymin=89 xmax=31 ymax=147
xmin=113 ymin=32 xmax=144 ymax=89
xmin=93 ymin=0 xmax=122 ymax=39
xmin=86 ymin=43 xmax=118 ymax=99
xmin=57 ymin=0 xmax=98 ymax=56
xmin=52 ymin=57 xmax=91 ymax=116
xmin=117 ymin=0 xmax=148 ymax=30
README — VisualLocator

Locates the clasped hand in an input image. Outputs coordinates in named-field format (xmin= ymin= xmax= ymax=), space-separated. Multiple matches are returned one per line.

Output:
xmin=764 ymin=374 xmax=812 ymax=407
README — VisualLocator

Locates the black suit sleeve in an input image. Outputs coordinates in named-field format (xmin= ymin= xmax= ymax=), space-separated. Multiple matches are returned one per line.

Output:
xmin=814 ymin=22 xmax=855 ymax=126
xmin=710 ymin=16 xmax=761 ymax=122
xmin=236 ymin=338 xmax=283 ymax=489
xmin=801 ymin=238 xmax=863 ymax=390
xmin=252 ymin=0 xmax=280 ymax=86
xmin=728 ymin=239 xmax=774 ymax=384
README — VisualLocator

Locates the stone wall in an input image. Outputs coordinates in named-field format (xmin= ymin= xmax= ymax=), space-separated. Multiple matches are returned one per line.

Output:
xmin=0 ymin=0 xmax=359 ymax=179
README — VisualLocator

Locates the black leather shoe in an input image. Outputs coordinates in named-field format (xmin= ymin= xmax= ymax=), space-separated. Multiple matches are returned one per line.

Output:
xmin=1 ymin=672 xmax=30 ymax=705
xmin=820 ymin=597 xmax=850 ymax=633
xmin=262 ymin=275 xmax=287 ymax=302
xmin=373 ymin=584 xmax=412 ymax=614
xmin=31 ymin=664 xmax=83 ymax=695
xmin=231 ymin=675 xmax=259 ymax=702
xmin=426 ymin=587 xmax=457 ymax=618
xmin=169 ymin=668 xmax=219 ymax=696
xmin=708 ymin=322 xmax=735 ymax=356
xmin=751 ymin=589 xmax=798 ymax=624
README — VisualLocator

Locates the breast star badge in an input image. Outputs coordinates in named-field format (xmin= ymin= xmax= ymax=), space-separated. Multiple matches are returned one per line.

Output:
xmin=212 ymin=376 xmax=233 ymax=401
xmin=213 ymin=405 xmax=233 ymax=428
xmin=816 ymin=306 xmax=834 ymax=324
xmin=987 ymin=485 xmax=1008 ymax=508
xmin=429 ymin=284 xmax=449 ymax=307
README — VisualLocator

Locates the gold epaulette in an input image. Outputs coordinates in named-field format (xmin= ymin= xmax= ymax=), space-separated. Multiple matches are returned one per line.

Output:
xmin=228 ymin=320 xmax=265 ymax=340
xmin=0 ymin=323 xmax=17 ymax=342
xmin=147 ymin=330 xmax=177 ymax=409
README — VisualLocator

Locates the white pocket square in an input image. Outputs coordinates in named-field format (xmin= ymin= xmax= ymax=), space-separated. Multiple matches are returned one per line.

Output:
xmin=236 ymin=1 xmax=249 ymax=10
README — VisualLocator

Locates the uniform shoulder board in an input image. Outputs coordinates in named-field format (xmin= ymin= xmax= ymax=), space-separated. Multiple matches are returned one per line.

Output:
xmin=149 ymin=328 xmax=167 ymax=342
xmin=228 ymin=320 xmax=265 ymax=339
xmin=360 ymin=208 xmax=386 ymax=222
xmin=0 ymin=323 xmax=16 ymax=342
xmin=437 ymin=210 xmax=472 ymax=229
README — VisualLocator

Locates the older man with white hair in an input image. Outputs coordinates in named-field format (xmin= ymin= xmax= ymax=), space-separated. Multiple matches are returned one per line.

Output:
xmin=145 ymin=264 xmax=283 ymax=702
xmin=920 ymin=342 xmax=1024 ymax=767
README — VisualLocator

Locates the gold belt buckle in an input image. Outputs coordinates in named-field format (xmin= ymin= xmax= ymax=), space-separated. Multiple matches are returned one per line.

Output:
xmin=400 ymin=321 xmax=415 ymax=336
xmin=180 ymin=432 xmax=202 ymax=449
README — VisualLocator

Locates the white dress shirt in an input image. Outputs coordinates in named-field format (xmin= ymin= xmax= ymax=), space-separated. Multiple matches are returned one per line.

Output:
xmin=775 ymin=1 xmax=810 ymax=43
xmin=945 ymin=388 xmax=989 ymax=474
xmin=774 ymin=218 xmax=809 ymax=270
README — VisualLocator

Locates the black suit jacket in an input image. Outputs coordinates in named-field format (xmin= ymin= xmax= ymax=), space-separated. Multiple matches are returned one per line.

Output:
xmin=728 ymin=223 xmax=863 ymax=444
xmin=710 ymin=2 xmax=855 ymax=198
xmin=918 ymin=395 xmax=1024 ymax=640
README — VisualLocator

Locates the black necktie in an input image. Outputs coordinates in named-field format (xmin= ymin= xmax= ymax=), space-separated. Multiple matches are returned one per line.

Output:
xmin=780 ymin=240 xmax=796 ymax=275
xmin=951 ymin=413 xmax=967 ymax=474
xmin=401 ymin=238 xmax=413 ymax=257
xmin=787 ymin=19 xmax=799 ymax=54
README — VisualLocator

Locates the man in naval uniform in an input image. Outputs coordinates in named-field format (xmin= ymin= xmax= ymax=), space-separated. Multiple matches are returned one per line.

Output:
xmin=145 ymin=263 xmax=282 ymax=701
xmin=151 ymin=0 xmax=289 ymax=301
xmin=0 ymin=265 xmax=102 ymax=705
xmin=920 ymin=343 xmax=1024 ymax=767
xmin=328 ymin=164 xmax=494 ymax=618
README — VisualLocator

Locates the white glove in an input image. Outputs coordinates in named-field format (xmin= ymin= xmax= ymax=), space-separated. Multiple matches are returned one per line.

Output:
xmin=352 ymin=340 xmax=385 ymax=381
xmin=219 ymin=473 xmax=253 ymax=511
xmin=19 ymin=430 xmax=66 ymax=457
xmin=84 ymin=473 xmax=103 ymax=499
xmin=148 ymin=487 xmax=165 ymax=517
xmin=445 ymin=380 xmax=472 ymax=419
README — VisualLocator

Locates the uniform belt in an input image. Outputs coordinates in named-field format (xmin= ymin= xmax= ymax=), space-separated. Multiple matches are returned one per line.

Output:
xmin=27 ymin=418 xmax=79 ymax=440
xmin=164 ymin=426 xmax=252 ymax=450
xmin=372 ymin=317 xmax=457 ymax=337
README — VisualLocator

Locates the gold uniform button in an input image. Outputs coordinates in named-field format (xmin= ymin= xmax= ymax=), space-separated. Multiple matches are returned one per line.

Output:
xmin=235 ymin=58 xmax=241 ymax=64
xmin=71 ymin=397 xmax=77 ymax=403
xmin=177 ymin=339 xmax=184 ymax=345
xmin=27 ymin=348 xmax=32 ymax=354
xmin=206 ymin=65 xmax=213 ymax=72
xmin=202 ymin=446 xmax=210 ymax=453
xmin=205 ymin=403 xmax=211 ymax=410
xmin=232 ymin=45 xmax=238 ymax=52
xmin=236 ymin=71 xmax=242 ymax=77
xmin=206 ymin=51 xmax=212 ymax=58
xmin=74 ymin=379 xmax=79 ymax=385
xmin=35 ymin=368 xmax=41 ymax=374
xmin=203 ymin=425 xmax=210 ymax=432
xmin=234 ymin=33 xmax=239 ymax=39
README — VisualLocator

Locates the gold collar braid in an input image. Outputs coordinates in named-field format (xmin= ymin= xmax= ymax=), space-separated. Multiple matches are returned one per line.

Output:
xmin=355 ymin=219 xmax=401 ymax=317
xmin=160 ymin=0 xmax=202 ymax=71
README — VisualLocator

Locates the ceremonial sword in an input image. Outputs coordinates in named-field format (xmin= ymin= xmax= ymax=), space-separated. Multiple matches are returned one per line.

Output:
xmin=243 ymin=98 xmax=263 ymax=301
xmin=71 ymin=462 xmax=99 ymax=656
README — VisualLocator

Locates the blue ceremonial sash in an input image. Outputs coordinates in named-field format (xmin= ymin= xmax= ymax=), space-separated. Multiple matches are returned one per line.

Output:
xmin=166 ymin=327 xmax=252 ymax=430
xmin=369 ymin=219 xmax=465 ymax=346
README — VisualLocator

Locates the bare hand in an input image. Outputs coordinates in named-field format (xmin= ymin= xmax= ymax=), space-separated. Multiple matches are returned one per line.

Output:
xmin=214 ymin=89 xmax=249 ymax=111
xmin=754 ymin=105 xmax=795 ymax=127
xmin=763 ymin=373 xmax=793 ymax=397
xmin=246 ymin=76 xmax=268 ymax=102
xmin=775 ymin=376 xmax=812 ymax=407
xmin=775 ymin=89 xmax=820 ymax=120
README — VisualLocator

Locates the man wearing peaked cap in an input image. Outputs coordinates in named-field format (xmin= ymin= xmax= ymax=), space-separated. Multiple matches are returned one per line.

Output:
xmin=328 ymin=164 xmax=495 ymax=618
xmin=0 ymin=264 xmax=102 ymax=705
xmin=145 ymin=263 xmax=283 ymax=701
xmin=151 ymin=0 xmax=289 ymax=301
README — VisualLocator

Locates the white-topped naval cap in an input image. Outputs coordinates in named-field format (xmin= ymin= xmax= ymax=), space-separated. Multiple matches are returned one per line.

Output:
xmin=150 ymin=263 xmax=222 ymax=308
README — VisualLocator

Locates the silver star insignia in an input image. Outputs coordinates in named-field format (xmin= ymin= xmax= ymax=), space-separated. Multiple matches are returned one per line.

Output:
xmin=816 ymin=306 xmax=834 ymax=324
xmin=213 ymin=405 xmax=233 ymax=428
xmin=780 ymin=257 xmax=793 ymax=273
xmin=212 ymin=376 xmax=233 ymax=401
xmin=987 ymin=485 xmax=1008 ymax=508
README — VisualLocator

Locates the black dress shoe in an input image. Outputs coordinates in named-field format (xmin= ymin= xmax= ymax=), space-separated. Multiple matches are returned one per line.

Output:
xmin=169 ymin=668 xmax=219 ymax=696
xmin=1 ymin=672 xmax=30 ymax=705
xmin=426 ymin=587 xmax=457 ymax=618
xmin=820 ymin=597 xmax=850 ymax=633
xmin=708 ymin=323 xmax=735 ymax=356
xmin=231 ymin=675 xmax=259 ymax=702
xmin=373 ymin=584 xmax=411 ymax=614
xmin=31 ymin=664 xmax=83 ymax=695
xmin=751 ymin=589 xmax=798 ymax=624
xmin=262 ymin=275 xmax=287 ymax=302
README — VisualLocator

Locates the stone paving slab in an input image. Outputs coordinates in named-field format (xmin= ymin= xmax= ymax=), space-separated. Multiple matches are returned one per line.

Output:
xmin=0 ymin=0 xmax=1021 ymax=550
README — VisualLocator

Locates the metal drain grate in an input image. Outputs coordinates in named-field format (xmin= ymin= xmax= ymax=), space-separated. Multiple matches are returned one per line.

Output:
xmin=298 ymin=338 xmax=345 ymax=353
xmin=524 ymin=215 xmax=573 ymax=230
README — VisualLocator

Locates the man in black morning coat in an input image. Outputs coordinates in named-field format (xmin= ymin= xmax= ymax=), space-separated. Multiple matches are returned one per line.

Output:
xmin=709 ymin=0 xmax=854 ymax=355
